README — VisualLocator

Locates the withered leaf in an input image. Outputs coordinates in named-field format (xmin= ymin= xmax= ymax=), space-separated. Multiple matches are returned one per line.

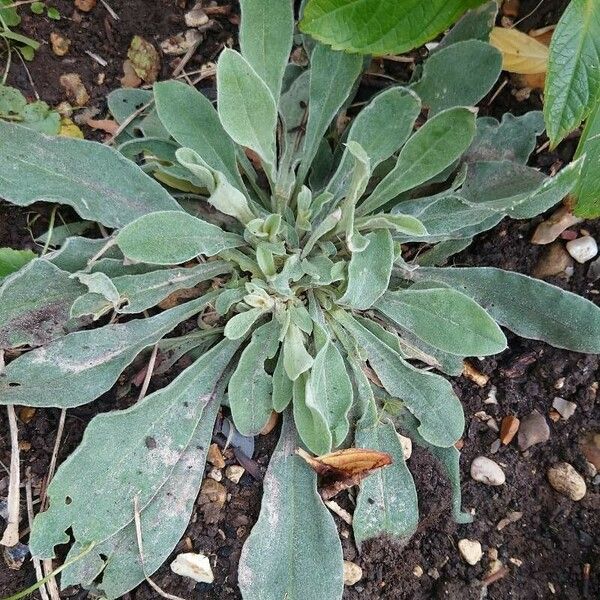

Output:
xmin=296 ymin=447 xmax=392 ymax=500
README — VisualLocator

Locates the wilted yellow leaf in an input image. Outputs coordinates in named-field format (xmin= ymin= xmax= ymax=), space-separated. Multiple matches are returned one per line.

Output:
xmin=59 ymin=117 xmax=84 ymax=139
xmin=490 ymin=27 xmax=549 ymax=74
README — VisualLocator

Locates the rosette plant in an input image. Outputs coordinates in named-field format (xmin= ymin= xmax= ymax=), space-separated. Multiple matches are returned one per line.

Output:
xmin=0 ymin=1 xmax=599 ymax=599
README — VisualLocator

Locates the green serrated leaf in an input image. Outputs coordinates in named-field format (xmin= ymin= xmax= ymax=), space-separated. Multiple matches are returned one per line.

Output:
xmin=0 ymin=122 xmax=180 ymax=228
xmin=230 ymin=319 xmax=280 ymax=435
xmin=376 ymin=288 xmax=507 ymax=356
xmin=0 ymin=247 xmax=35 ymax=277
xmin=544 ymin=0 xmax=600 ymax=146
xmin=116 ymin=210 xmax=244 ymax=265
xmin=0 ymin=292 xmax=219 ymax=408
xmin=0 ymin=260 xmax=86 ymax=349
xmin=417 ymin=266 xmax=600 ymax=354
xmin=29 ymin=338 xmax=239 ymax=560
xmin=573 ymin=97 xmax=600 ymax=218
xmin=354 ymin=420 xmax=418 ymax=547
xmin=300 ymin=0 xmax=486 ymax=56
xmin=238 ymin=413 xmax=344 ymax=600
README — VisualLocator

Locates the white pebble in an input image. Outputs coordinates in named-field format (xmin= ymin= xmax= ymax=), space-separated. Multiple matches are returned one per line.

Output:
xmin=398 ymin=434 xmax=412 ymax=460
xmin=343 ymin=561 xmax=363 ymax=586
xmin=566 ymin=236 xmax=598 ymax=263
xmin=170 ymin=553 xmax=214 ymax=583
xmin=552 ymin=397 xmax=577 ymax=420
xmin=470 ymin=456 xmax=505 ymax=486
xmin=547 ymin=462 xmax=586 ymax=501
xmin=458 ymin=539 xmax=483 ymax=565
xmin=225 ymin=465 xmax=245 ymax=484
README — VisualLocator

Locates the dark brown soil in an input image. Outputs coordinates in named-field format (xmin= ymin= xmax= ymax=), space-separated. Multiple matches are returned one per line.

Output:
xmin=1 ymin=0 xmax=599 ymax=599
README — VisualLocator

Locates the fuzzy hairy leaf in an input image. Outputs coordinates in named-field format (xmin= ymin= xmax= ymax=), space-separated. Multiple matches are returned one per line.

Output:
xmin=412 ymin=40 xmax=502 ymax=114
xmin=393 ymin=409 xmax=472 ymax=524
xmin=116 ymin=210 xmax=244 ymax=265
xmin=326 ymin=86 xmax=421 ymax=199
xmin=0 ymin=293 xmax=218 ymax=408
xmin=283 ymin=323 xmax=314 ymax=381
xmin=29 ymin=338 xmax=239 ymax=560
xmin=217 ymin=49 xmax=278 ymax=175
xmin=230 ymin=319 xmax=280 ymax=435
xmin=544 ymin=0 xmax=600 ymax=146
xmin=417 ymin=267 xmax=600 ymax=353
xmin=300 ymin=0 xmax=486 ymax=56
xmin=376 ymin=288 xmax=507 ymax=356
xmin=272 ymin=351 xmax=293 ymax=412
xmin=154 ymin=81 xmax=244 ymax=190
xmin=239 ymin=0 xmax=294 ymax=102
xmin=358 ymin=107 xmax=476 ymax=215
xmin=74 ymin=261 xmax=231 ymax=317
xmin=0 ymin=122 xmax=180 ymax=228
xmin=339 ymin=230 xmax=394 ymax=310
xmin=0 ymin=259 xmax=86 ymax=349
xmin=0 ymin=247 xmax=36 ymax=278
xmin=353 ymin=420 xmax=418 ymax=547
xmin=438 ymin=0 xmax=497 ymax=48
xmin=297 ymin=44 xmax=362 ymax=186
xmin=238 ymin=413 xmax=344 ymax=600
xmin=306 ymin=338 xmax=353 ymax=449
xmin=60 ymin=391 xmax=222 ymax=599
xmin=334 ymin=311 xmax=464 ymax=447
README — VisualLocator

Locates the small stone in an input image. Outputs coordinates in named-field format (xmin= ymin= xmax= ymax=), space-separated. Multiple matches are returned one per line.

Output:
xmin=509 ymin=557 xmax=523 ymax=567
xmin=547 ymin=462 xmax=586 ymax=501
xmin=552 ymin=397 xmax=577 ymax=420
xmin=55 ymin=101 xmax=73 ymax=117
xmin=398 ymin=434 xmax=412 ymax=460
xmin=566 ymin=236 xmax=598 ymax=264
xmin=500 ymin=415 xmax=520 ymax=445
xmin=185 ymin=3 xmax=209 ymax=27
xmin=458 ymin=539 xmax=483 ymax=565
xmin=161 ymin=29 xmax=203 ymax=56
xmin=50 ymin=32 xmax=70 ymax=56
xmin=470 ymin=456 xmax=505 ymax=486
xmin=531 ymin=206 xmax=582 ymax=245
xmin=207 ymin=443 xmax=225 ymax=468
xmin=412 ymin=565 xmax=424 ymax=577
xmin=207 ymin=468 xmax=222 ymax=482
xmin=490 ymin=439 xmax=501 ymax=454
xmin=198 ymin=479 xmax=227 ymax=509
xmin=59 ymin=73 xmax=89 ymax=106
xmin=484 ymin=385 xmax=498 ymax=404
xmin=75 ymin=0 xmax=97 ymax=11
xmin=533 ymin=242 xmax=573 ymax=279
xmin=554 ymin=377 xmax=566 ymax=390
xmin=496 ymin=511 xmax=523 ymax=531
xmin=170 ymin=552 xmax=214 ymax=584
xmin=18 ymin=406 xmax=36 ymax=424
xmin=3 ymin=543 xmax=29 ymax=570
xmin=518 ymin=410 xmax=550 ymax=451
xmin=225 ymin=465 xmax=245 ymax=484
xmin=343 ymin=561 xmax=362 ymax=586
xmin=487 ymin=559 xmax=504 ymax=576
xmin=427 ymin=567 xmax=440 ymax=579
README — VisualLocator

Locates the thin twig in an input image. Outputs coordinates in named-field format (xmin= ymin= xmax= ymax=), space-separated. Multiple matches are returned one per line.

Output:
xmin=106 ymin=100 xmax=153 ymax=145
xmin=137 ymin=344 xmax=159 ymax=402
xmin=99 ymin=0 xmax=119 ymax=20
xmin=85 ymin=50 xmax=108 ymax=67
xmin=42 ymin=561 xmax=61 ymax=600
xmin=0 ymin=399 xmax=20 ymax=547
xmin=40 ymin=409 xmax=66 ymax=511
xmin=133 ymin=496 xmax=187 ymax=600
xmin=25 ymin=476 xmax=50 ymax=600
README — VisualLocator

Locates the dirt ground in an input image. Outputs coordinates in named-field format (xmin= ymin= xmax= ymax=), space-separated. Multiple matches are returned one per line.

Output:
xmin=1 ymin=0 xmax=599 ymax=599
